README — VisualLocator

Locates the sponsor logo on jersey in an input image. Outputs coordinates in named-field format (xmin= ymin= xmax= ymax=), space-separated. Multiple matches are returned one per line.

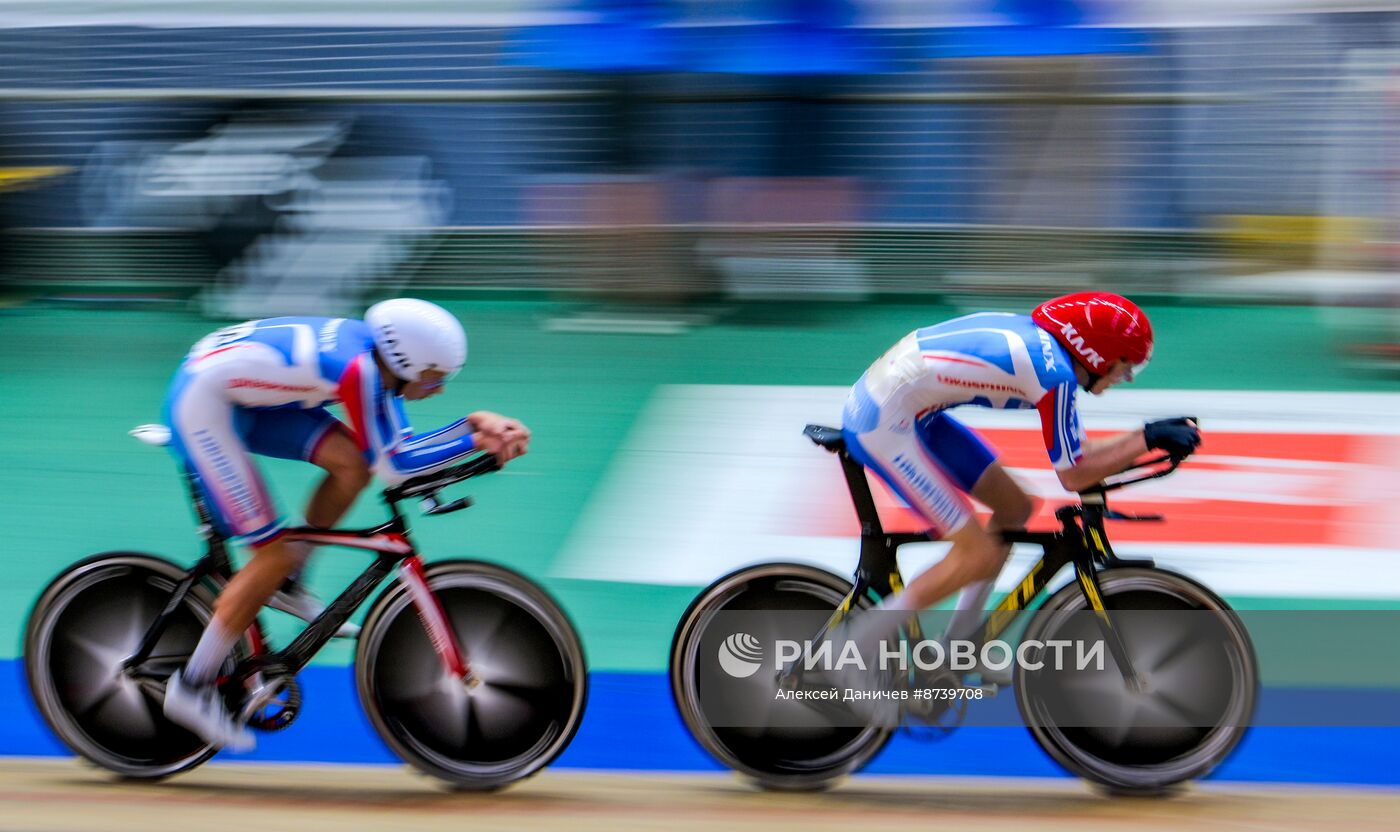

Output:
xmin=891 ymin=453 xmax=961 ymax=525
xmin=229 ymin=378 xmax=318 ymax=393
xmin=934 ymin=374 xmax=1022 ymax=395
xmin=319 ymin=318 xmax=345 ymax=352
xmin=1059 ymin=324 xmax=1106 ymax=369
xmin=1036 ymin=327 xmax=1059 ymax=372
xmin=192 ymin=429 xmax=260 ymax=524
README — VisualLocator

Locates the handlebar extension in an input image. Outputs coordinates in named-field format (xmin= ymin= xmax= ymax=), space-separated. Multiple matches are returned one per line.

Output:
xmin=383 ymin=453 xmax=502 ymax=502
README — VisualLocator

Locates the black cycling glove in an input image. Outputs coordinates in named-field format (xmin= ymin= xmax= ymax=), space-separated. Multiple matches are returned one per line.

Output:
xmin=1144 ymin=417 xmax=1201 ymax=458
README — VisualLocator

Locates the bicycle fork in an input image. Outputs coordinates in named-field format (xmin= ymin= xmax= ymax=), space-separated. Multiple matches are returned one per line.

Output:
xmin=1072 ymin=502 xmax=1148 ymax=694
xmin=399 ymin=556 xmax=476 ymax=687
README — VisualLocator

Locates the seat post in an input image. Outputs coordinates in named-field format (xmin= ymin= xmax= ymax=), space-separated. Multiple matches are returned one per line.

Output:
xmin=837 ymin=450 xmax=884 ymax=538
xmin=182 ymin=468 xmax=233 ymax=576
xmin=183 ymin=467 xmax=215 ymax=530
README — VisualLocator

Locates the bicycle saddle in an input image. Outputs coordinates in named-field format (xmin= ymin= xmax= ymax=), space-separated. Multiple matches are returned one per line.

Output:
xmin=130 ymin=424 xmax=172 ymax=447
xmin=803 ymin=424 xmax=846 ymax=452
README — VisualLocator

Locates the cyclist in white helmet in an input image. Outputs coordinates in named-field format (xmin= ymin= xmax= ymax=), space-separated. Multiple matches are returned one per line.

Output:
xmin=161 ymin=299 xmax=529 ymax=750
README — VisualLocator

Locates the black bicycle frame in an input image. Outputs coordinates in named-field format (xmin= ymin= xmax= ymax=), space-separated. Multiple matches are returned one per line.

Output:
xmin=124 ymin=467 xmax=243 ymax=675
xmin=818 ymin=430 xmax=1180 ymax=688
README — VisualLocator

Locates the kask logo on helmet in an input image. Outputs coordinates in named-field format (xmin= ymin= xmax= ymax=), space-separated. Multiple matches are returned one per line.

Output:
xmin=1058 ymin=323 xmax=1106 ymax=369
xmin=1030 ymin=291 xmax=1153 ymax=375
xmin=365 ymin=298 xmax=467 ymax=382
xmin=376 ymin=324 xmax=414 ymax=374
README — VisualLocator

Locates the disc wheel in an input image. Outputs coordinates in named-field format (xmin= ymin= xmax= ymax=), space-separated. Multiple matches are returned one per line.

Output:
xmin=1015 ymin=567 xmax=1258 ymax=793
xmin=670 ymin=563 xmax=893 ymax=791
xmin=355 ymin=560 xmax=587 ymax=790
xmin=24 ymin=553 xmax=225 ymax=779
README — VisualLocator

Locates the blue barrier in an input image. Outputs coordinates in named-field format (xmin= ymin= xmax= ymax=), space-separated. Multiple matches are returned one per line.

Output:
xmin=6 ymin=662 xmax=1397 ymax=784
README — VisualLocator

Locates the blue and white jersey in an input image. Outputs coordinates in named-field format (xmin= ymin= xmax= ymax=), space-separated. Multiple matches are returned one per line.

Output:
xmin=178 ymin=316 xmax=475 ymax=486
xmin=845 ymin=312 xmax=1086 ymax=470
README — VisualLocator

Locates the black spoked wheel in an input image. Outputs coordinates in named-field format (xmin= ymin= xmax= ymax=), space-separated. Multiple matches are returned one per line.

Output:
xmin=24 ymin=553 xmax=224 ymax=779
xmin=670 ymin=563 xmax=893 ymax=792
xmin=1016 ymin=567 xmax=1258 ymax=793
xmin=355 ymin=560 xmax=587 ymax=790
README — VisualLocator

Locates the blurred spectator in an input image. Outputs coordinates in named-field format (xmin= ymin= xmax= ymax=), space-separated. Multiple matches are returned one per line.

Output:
xmin=511 ymin=1 xmax=697 ymax=305
xmin=687 ymin=0 xmax=883 ymax=177
xmin=684 ymin=0 xmax=887 ymax=300
xmin=0 ymin=112 xmax=70 ymax=291
xmin=0 ymin=116 xmax=15 ymax=291
xmin=518 ymin=0 xmax=680 ymax=171
xmin=926 ymin=0 xmax=1151 ymax=229
xmin=76 ymin=100 xmax=447 ymax=317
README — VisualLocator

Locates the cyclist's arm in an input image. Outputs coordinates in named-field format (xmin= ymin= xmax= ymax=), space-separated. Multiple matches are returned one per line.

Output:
xmin=386 ymin=397 xmax=481 ymax=472
xmin=1037 ymin=380 xmax=1150 ymax=492
xmin=380 ymin=430 xmax=478 ymax=484
xmin=336 ymin=354 xmax=479 ymax=486
xmin=1057 ymin=431 xmax=1148 ymax=493
xmin=402 ymin=409 xmax=473 ymax=446
xmin=467 ymin=410 xmax=529 ymax=441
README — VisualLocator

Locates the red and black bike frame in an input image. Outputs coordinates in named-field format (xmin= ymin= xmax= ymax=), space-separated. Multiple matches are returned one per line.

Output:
xmin=123 ymin=455 xmax=498 ymax=687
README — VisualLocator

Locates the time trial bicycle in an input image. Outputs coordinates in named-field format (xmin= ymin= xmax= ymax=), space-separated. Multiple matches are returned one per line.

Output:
xmin=671 ymin=423 xmax=1257 ymax=793
xmin=25 ymin=424 xmax=587 ymax=789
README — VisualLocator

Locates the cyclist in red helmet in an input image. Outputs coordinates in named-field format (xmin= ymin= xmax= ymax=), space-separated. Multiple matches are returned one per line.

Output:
xmin=1032 ymin=292 xmax=1155 ymax=392
xmin=835 ymin=292 xmax=1200 ymax=682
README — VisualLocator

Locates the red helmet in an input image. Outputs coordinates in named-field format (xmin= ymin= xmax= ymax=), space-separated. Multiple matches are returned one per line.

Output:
xmin=1032 ymin=292 xmax=1154 ymax=376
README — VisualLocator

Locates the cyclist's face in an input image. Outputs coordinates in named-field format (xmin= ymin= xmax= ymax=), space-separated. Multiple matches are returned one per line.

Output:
xmin=1089 ymin=360 xmax=1135 ymax=395
xmin=403 ymin=370 xmax=448 ymax=400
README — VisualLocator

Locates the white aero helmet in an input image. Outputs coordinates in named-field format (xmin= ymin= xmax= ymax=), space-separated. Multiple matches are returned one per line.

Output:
xmin=364 ymin=298 xmax=467 ymax=381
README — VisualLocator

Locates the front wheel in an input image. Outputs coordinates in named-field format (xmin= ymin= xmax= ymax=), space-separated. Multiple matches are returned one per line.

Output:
xmin=670 ymin=563 xmax=893 ymax=791
xmin=1015 ymin=567 xmax=1258 ymax=793
xmin=24 ymin=553 xmax=226 ymax=779
xmin=355 ymin=560 xmax=587 ymax=790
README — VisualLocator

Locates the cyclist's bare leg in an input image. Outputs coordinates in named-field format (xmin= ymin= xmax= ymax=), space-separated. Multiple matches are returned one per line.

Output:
xmin=191 ymin=426 xmax=370 ymax=683
xmin=841 ymin=462 xmax=1034 ymax=658
xmin=270 ymin=424 xmax=370 ymax=634
xmin=168 ymin=427 xmax=372 ymax=746
xmin=901 ymin=462 xmax=1034 ymax=612
xmin=973 ymin=461 xmax=1036 ymax=540
xmin=896 ymin=519 xmax=1001 ymax=611
xmin=304 ymin=424 xmax=372 ymax=529
xmin=945 ymin=463 xmax=1035 ymax=640
xmin=167 ymin=535 xmax=301 ymax=749
xmin=210 ymin=538 xmax=307 ymax=639
xmin=837 ymin=518 xmax=1001 ymax=669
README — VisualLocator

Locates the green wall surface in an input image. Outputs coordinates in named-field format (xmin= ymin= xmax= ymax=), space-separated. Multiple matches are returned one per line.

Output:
xmin=3 ymin=299 xmax=1395 ymax=670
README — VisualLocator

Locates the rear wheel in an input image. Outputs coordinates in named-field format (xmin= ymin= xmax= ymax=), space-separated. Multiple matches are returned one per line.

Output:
xmin=24 ymin=553 xmax=225 ymax=779
xmin=1015 ymin=567 xmax=1257 ymax=793
xmin=670 ymin=563 xmax=893 ymax=791
xmin=355 ymin=560 xmax=587 ymax=790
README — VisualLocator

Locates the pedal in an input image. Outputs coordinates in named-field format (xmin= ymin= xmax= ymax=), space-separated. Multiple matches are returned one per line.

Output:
xmin=958 ymin=674 xmax=1005 ymax=696
xmin=901 ymin=694 xmax=968 ymax=741
xmin=238 ymin=674 xmax=302 ymax=732
xmin=901 ymin=668 xmax=979 ymax=737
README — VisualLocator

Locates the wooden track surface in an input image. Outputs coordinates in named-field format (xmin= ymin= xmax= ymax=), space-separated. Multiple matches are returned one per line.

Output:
xmin=1 ymin=759 xmax=1396 ymax=832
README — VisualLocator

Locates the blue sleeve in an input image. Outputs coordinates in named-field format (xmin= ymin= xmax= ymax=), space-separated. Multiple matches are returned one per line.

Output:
xmin=1035 ymin=381 xmax=1086 ymax=471
xmin=336 ymin=353 xmax=477 ymax=486
xmin=384 ymin=413 xmax=476 ymax=476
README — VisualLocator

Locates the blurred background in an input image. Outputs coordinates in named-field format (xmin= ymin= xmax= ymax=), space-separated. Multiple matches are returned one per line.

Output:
xmin=3 ymin=0 xmax=1400 ymax=790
